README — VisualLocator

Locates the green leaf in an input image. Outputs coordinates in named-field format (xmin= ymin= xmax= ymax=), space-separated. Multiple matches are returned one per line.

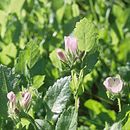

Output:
xmin=0 ymin=10 xmax=7 ymax=37
xmin=78 ymin=126 xmax=89 ymax=130
xmin=0 ymin=43 xmax=17 ymax=65
xmin=118 ymin=36 xmax=130 ymax=62
xmin=72 ymin=3 xmax=80 ymax=17
xmin=35 ymin=119 xmax=53 ymax=130
xmin=15 ymin=49 xmax=30 ymax=76
xmin=56 ymin=6 xmax=65 ymax=23
xmin=44 ymin=76 xmax=71 ymax=113
xmin=109 ymin=122 xmax=122 ymax=130
xmin=0 ymin=10 xmax=6 ymax=25
xmin=0 ymin=65 xmax=19 ymax=118
xmin=32 ymin=75 xmax=45 ymax=89
xmin=49 ymin=49 xmax=62 ymax=70
xmin=15 ymin=40 xmax=40 ymax=76
xmin=17 ymin=118 xmax=30 ymax=129
xmin=19 ymin=111 xmax=38 ymax=130
xmin=83 ymin=51 xmax=99 ymax=75
xmin=26 ymin=40 xmax=41 ymax=69
xmin=35 ymin=119 xmax=44 ymax=130
xmin=0 ymin=0 xmax=25 ymax=38
xmin=122 ymin=116 xmax=130 ymax=130
xmin=0 ymin=0 xmax=10 ymax=10
xmin=74 ymin=18 xmax=98 ymax=52
xmin=84 ymin=99 xmax=116 ymax=121
xmin=8 ymin=0 xmax=25 ymax=15
xmin=55 ymin=107 xmax=77 ymax=130
xmin=52 ymin=0 xmax=64 ymax=10
xmin=119 ymin=109 xmax=130 ymax=130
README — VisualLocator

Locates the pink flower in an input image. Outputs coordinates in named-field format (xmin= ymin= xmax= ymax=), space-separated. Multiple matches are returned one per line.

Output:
xmin=56 ymin=49 xmax=66 ymax=61
xmin=64 ymin=36 xmax=78 ymax=53
xmin=21 ymin=91 xmax=31 ymax=108
xmin=103 ymin=77 xmax=123 ymax=94
xmin=7 ymin=91 xmax=16 ymax=103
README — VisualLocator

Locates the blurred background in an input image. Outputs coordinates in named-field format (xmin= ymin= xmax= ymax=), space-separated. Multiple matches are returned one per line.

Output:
xmin=0 ymin=0 xmax=130 ymax=129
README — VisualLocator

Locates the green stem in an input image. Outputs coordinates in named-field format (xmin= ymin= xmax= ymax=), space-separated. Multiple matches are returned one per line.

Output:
xmin=117 ymin=98 xmax=121 ymax=112
xmin=75 ymin=95 xmax=79 ymax=112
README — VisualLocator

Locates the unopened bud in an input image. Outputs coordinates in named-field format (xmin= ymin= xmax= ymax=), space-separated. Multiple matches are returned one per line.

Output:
xmin=56 ymin=49 xmax=66 ymax=61
xmin=7 ymin=91 xmax=16 ymax=114
xmin=21 ymin=92 xmax=31 ymax=108
xmin=7 ymin=91 xmax=16 ymax=103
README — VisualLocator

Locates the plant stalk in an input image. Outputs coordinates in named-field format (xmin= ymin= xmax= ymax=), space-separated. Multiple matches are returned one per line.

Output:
xmin=117 ymin=98 xmax=121 ymax=112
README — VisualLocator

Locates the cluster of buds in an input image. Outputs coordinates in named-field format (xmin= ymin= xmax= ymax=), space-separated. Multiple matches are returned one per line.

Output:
xmin=7 ymin=90 xmax=31 ymax=117
xmin=56 ymin=36 xmax=78 ymax=62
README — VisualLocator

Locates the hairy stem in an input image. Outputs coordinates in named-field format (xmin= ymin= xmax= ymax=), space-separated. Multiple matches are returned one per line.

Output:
xmin=118 ymin=98 xmax=121 ymax=112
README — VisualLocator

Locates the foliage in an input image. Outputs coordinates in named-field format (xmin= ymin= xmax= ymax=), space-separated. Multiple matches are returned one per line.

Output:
xmin=0 ymin=0 xmax=130 ymax=130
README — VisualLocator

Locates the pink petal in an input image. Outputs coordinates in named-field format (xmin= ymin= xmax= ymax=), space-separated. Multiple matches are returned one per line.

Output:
xmin=7 ymin=91 xmax=16 ymax=102
xmin=64 ymin=36 xmax=78 ymax=53
xmin=103 ymin=76 xmax=123 ymax=94
xmin=22 ymin=92 xmax=31 ymax=107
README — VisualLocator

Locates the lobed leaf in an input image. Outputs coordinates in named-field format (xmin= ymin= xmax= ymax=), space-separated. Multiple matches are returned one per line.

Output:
xmin=74 ymin=18 xmax=98 ymax=52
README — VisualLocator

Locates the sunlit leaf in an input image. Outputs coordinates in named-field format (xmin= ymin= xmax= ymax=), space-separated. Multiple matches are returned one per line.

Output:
xmin=32 ymin=75 xmax=45 ymax=89
xmin=44 ymin=76 xmax=71 ymax=113
xmin=84 ymin=99 xmax=116 ymax=121
xmin=8 ymin=0 xmax=25 ymax=15
xmin=15 ymin=40 xmax=40 ymax=76
xmin=74 ymin=18 xmax=98 ymax=52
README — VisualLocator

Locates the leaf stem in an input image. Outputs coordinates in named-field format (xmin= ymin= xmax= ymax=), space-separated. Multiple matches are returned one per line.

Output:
xmin=117 ymin=98 xmax=121 ymax=112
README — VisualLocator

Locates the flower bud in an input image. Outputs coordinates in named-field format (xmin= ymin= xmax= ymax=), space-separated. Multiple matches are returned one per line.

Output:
xmin=103 ymin=77 xmax=123 ymax=94
xmin=7 ymin=91 xmax=16 ymax=103
xmin=56 ymin=49 xmax=66 ymax=61
xmin=21 ymin=91 xmax=31 ymax=108
xmin=7 ymin=91 xmax=16 ymax=113
xmin=64 ymin=36 xmax=78 ymax=53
